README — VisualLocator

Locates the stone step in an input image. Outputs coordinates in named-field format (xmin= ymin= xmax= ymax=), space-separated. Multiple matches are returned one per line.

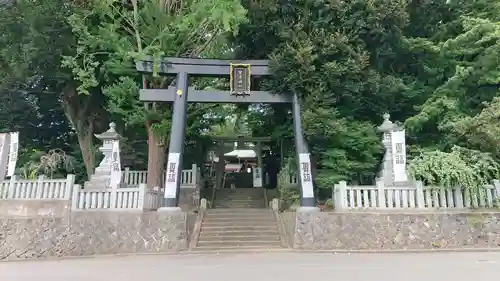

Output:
xmin=214 ymin=206 xmax=266 ymax=209
xmin=216 ymin=191 xmax=264 ymax=194
xmin=204 ymin=214 xmax=276 ymax=223
xmin=193 ymin=245 xmax=285 ymax=251
xmin=204 ymin=216 xmax=276 ymax=221
xmin=199 ymin=229 xmax=279 ymax=236
xmin=204 ymin=212 xmax=273 ymax=217
xmin=206 ymin=209 xmax=272 ymax=215
xmin=213 ymin=201 xmax=264 ymax=205
xmin=215 ymin=198 xmax=264 ymax=202
xmin=216 ymin=195 xmax=264 ymax=198
xmin=214 ymin=198 xmax=263 ymax=201
xmin=215 ymin=194 xmax=264 ymax=197
xmin=202 ymin=221 xmax=276 ymax=227
xmin=200 ymin=225 xmax=278 ymax=231
xmin=214 ymin=203 xmax=264 ymax=206
xmin=216 ymin=197 xmax=263 ymax=199
xmin=214 ymin=202 xmax=266 ymax=209
xmin=207 ymin=208 xmax=272 ymax=212
xmin=198 ymin=235 xmax=280 ymax=242
xmin=216 ymin=188 xmax=265 ymax=192
xmin=214 ymin=203 xmax=265 ymax=206
xmin=187 ymin=247 xmax=290 ymax=254
xmin=215 ymin=195 xmax=264 ymax=198
xmin=197 ymin=240 xmax=282 ymax=248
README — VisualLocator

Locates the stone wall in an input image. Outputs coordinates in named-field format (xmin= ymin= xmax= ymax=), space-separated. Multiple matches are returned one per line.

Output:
xmin=280 ymin=211 xmax=296 ymax=247
xmin=1 ymin=208 xmax=188 ymax=261
xmin=0 ymin=200 xmax=71 ymax=218
xmin=292 ymin=211 xmax=500 ymax=250
xmin=179 ymin=187 xmax=200 ymax=211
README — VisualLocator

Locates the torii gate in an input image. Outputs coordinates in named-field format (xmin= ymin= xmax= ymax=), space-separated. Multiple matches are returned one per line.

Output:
xmin=136 ymin=57 xmax=317 ymax=210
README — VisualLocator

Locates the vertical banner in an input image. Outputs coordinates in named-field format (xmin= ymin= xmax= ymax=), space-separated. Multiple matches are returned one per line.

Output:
xmin=298 ymin=153 xmax=314 ymax=198
xmin=164 ymin=153 xmax=181 ymax=198
xmin=7 ymin=132 xmax=18 ymax=177
xmin=253 ymin=167 xmax=263 ymax=188
xmin=109 ymin=140 xmax=122 ymax=186
xmin=0 ymin=133 xmax=10 ymax=180
xmin=391 ymin=130 xmax=408 ymax=182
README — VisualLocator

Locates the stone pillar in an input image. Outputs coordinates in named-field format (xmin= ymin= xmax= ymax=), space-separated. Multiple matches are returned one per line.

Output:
xmin=0 ymin=133 xmax=11 ymax=181
xmin=256 ymin=141 xmax=263 ymax=169
xmin=377 ymin=113 xmax=408 ymax=186
xmin=84 ymin=122 xmax=122 ymax=190
xmin=162 ymin=72 xmax=189 ymax=210
xmin=214 ymin=141 xmax=225 ymax=189
xmin=291 ymin=92 xmax=318 ymax=210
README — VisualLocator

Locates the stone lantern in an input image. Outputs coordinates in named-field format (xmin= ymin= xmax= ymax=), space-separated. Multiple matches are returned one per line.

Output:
xmin=84 ymin=122 xmax=122 ymax=190
xmin=377 ymin=114 xmax=408 ymax=186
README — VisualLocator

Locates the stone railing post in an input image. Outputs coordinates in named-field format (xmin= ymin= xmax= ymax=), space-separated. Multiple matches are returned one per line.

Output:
xmin=64 ymin=174 xmax=76 ymax=200
xmin=453 ymin=186 xmax=464 ymax=208
xmin=123 ymin=167 xmax=130 ymax=186
xmin=35 ymin=175 xmax=45 ymax=199
xmin=71 ymin=184 xmax=82 ymax=210
xmin=376 ymin=180 xmax=386 ymax=208
xmin=415 ymin=181 xmax=425 ymax=208
xmin=109 ymin=180 xmax=120 ymax=209
xmin=8 ymin=175 xmax=17 ymax=199
xmin=334 ymin=181 xmax=348 ymax=210
xmin=137 ymin=183 xmax=147 ymax=209
xmin=191 ymin=164 xmax=198 ymax=185
xmin=493 ymin=180 xmax=500 ymax=207
xmin=0 ymin=133 xmax=11 ymax=182
xmin=271 ymin=198 xmax=279 ymax=211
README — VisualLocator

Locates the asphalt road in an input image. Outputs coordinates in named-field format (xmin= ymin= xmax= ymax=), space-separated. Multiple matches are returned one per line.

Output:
xmin=1 ymin=251 xmax=499 ymax=281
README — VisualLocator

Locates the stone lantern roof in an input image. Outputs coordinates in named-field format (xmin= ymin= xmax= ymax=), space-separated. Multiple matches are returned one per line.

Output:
xmin=95 ymin=122 xmax=122 ymax=141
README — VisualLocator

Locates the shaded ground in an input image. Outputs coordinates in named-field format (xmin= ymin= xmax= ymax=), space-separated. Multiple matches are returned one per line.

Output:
xmin=1 ymin=251 xmax=499 ymax=281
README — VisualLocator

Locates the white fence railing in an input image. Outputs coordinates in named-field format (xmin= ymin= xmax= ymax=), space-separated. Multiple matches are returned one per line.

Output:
xmin=0 ymin=175 xmax=76 ymax=200
xmin=71 ymin=183 xmax=163 ymax=211
xmin=334 ymin=180 xmax=500 ymax=210
xmin=123 ymin=164 xmax=201 ymax=187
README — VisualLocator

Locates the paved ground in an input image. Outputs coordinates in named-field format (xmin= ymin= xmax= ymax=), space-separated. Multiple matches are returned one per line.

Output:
xmin=1 ymin=251 xmax=500 ymax=281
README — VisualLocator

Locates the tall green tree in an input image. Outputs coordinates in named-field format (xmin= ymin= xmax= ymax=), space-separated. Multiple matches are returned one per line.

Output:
xmin=65 ymin=0 xmax=247 ymax=187
xmin=234 ymin=0 xmax=416 ymax=185
xmin=0 ymin=0 xmax=108 ymax=178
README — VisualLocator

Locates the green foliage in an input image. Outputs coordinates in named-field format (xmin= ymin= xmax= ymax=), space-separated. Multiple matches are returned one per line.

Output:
xmin=233 ymin=0 xmax=407 ymax=185
xmin=60 ymin=0 xmax=249 ymax=174
xmin=65 ymin=0 xmax=248 ymax=141
xmin=304 ymin=111 xmax=383 ymax=186
xmin=277 ymin=159 xmax=301 ymax=210
xmin=64 ymin=0 xmax=247 ymax=95
xmin=406 ymin=3 xmax=500 ymax=152
xmin=0 ymin=0 xmax=103 ymax=178
xmin=18 ymin=149 xmax=76 ymax=180
xmin=453 ymin=97 xmax=500 ymax=156
xmin=408 ymin=146 xmax=500 ymax=192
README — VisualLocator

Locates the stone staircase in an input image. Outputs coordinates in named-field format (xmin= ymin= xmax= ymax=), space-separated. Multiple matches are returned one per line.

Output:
xmin=213 ymin=188 xmax=266 ymax=208
xmin=193 ymin=188 xmax=284 ymax=251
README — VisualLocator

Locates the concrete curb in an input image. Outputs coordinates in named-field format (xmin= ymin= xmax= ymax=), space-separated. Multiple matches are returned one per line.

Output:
xmin=293 ymin=248 xmax=500 ymax=254
xmin=4 ymin=247 xmax=500 ymax=263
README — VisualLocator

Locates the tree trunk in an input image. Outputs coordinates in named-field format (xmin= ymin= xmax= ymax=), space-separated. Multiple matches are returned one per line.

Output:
xmin=146 ymin=121 xmax=166 ymax=189
xmin=76 ymin=123 xmax=95 ymax=178
xmin=61 ymin=85 xmax=96 ymax=179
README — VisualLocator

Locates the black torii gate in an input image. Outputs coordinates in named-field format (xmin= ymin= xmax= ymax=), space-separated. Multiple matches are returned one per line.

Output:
xmin=136 ymin=57 xmax=316 ymax=210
